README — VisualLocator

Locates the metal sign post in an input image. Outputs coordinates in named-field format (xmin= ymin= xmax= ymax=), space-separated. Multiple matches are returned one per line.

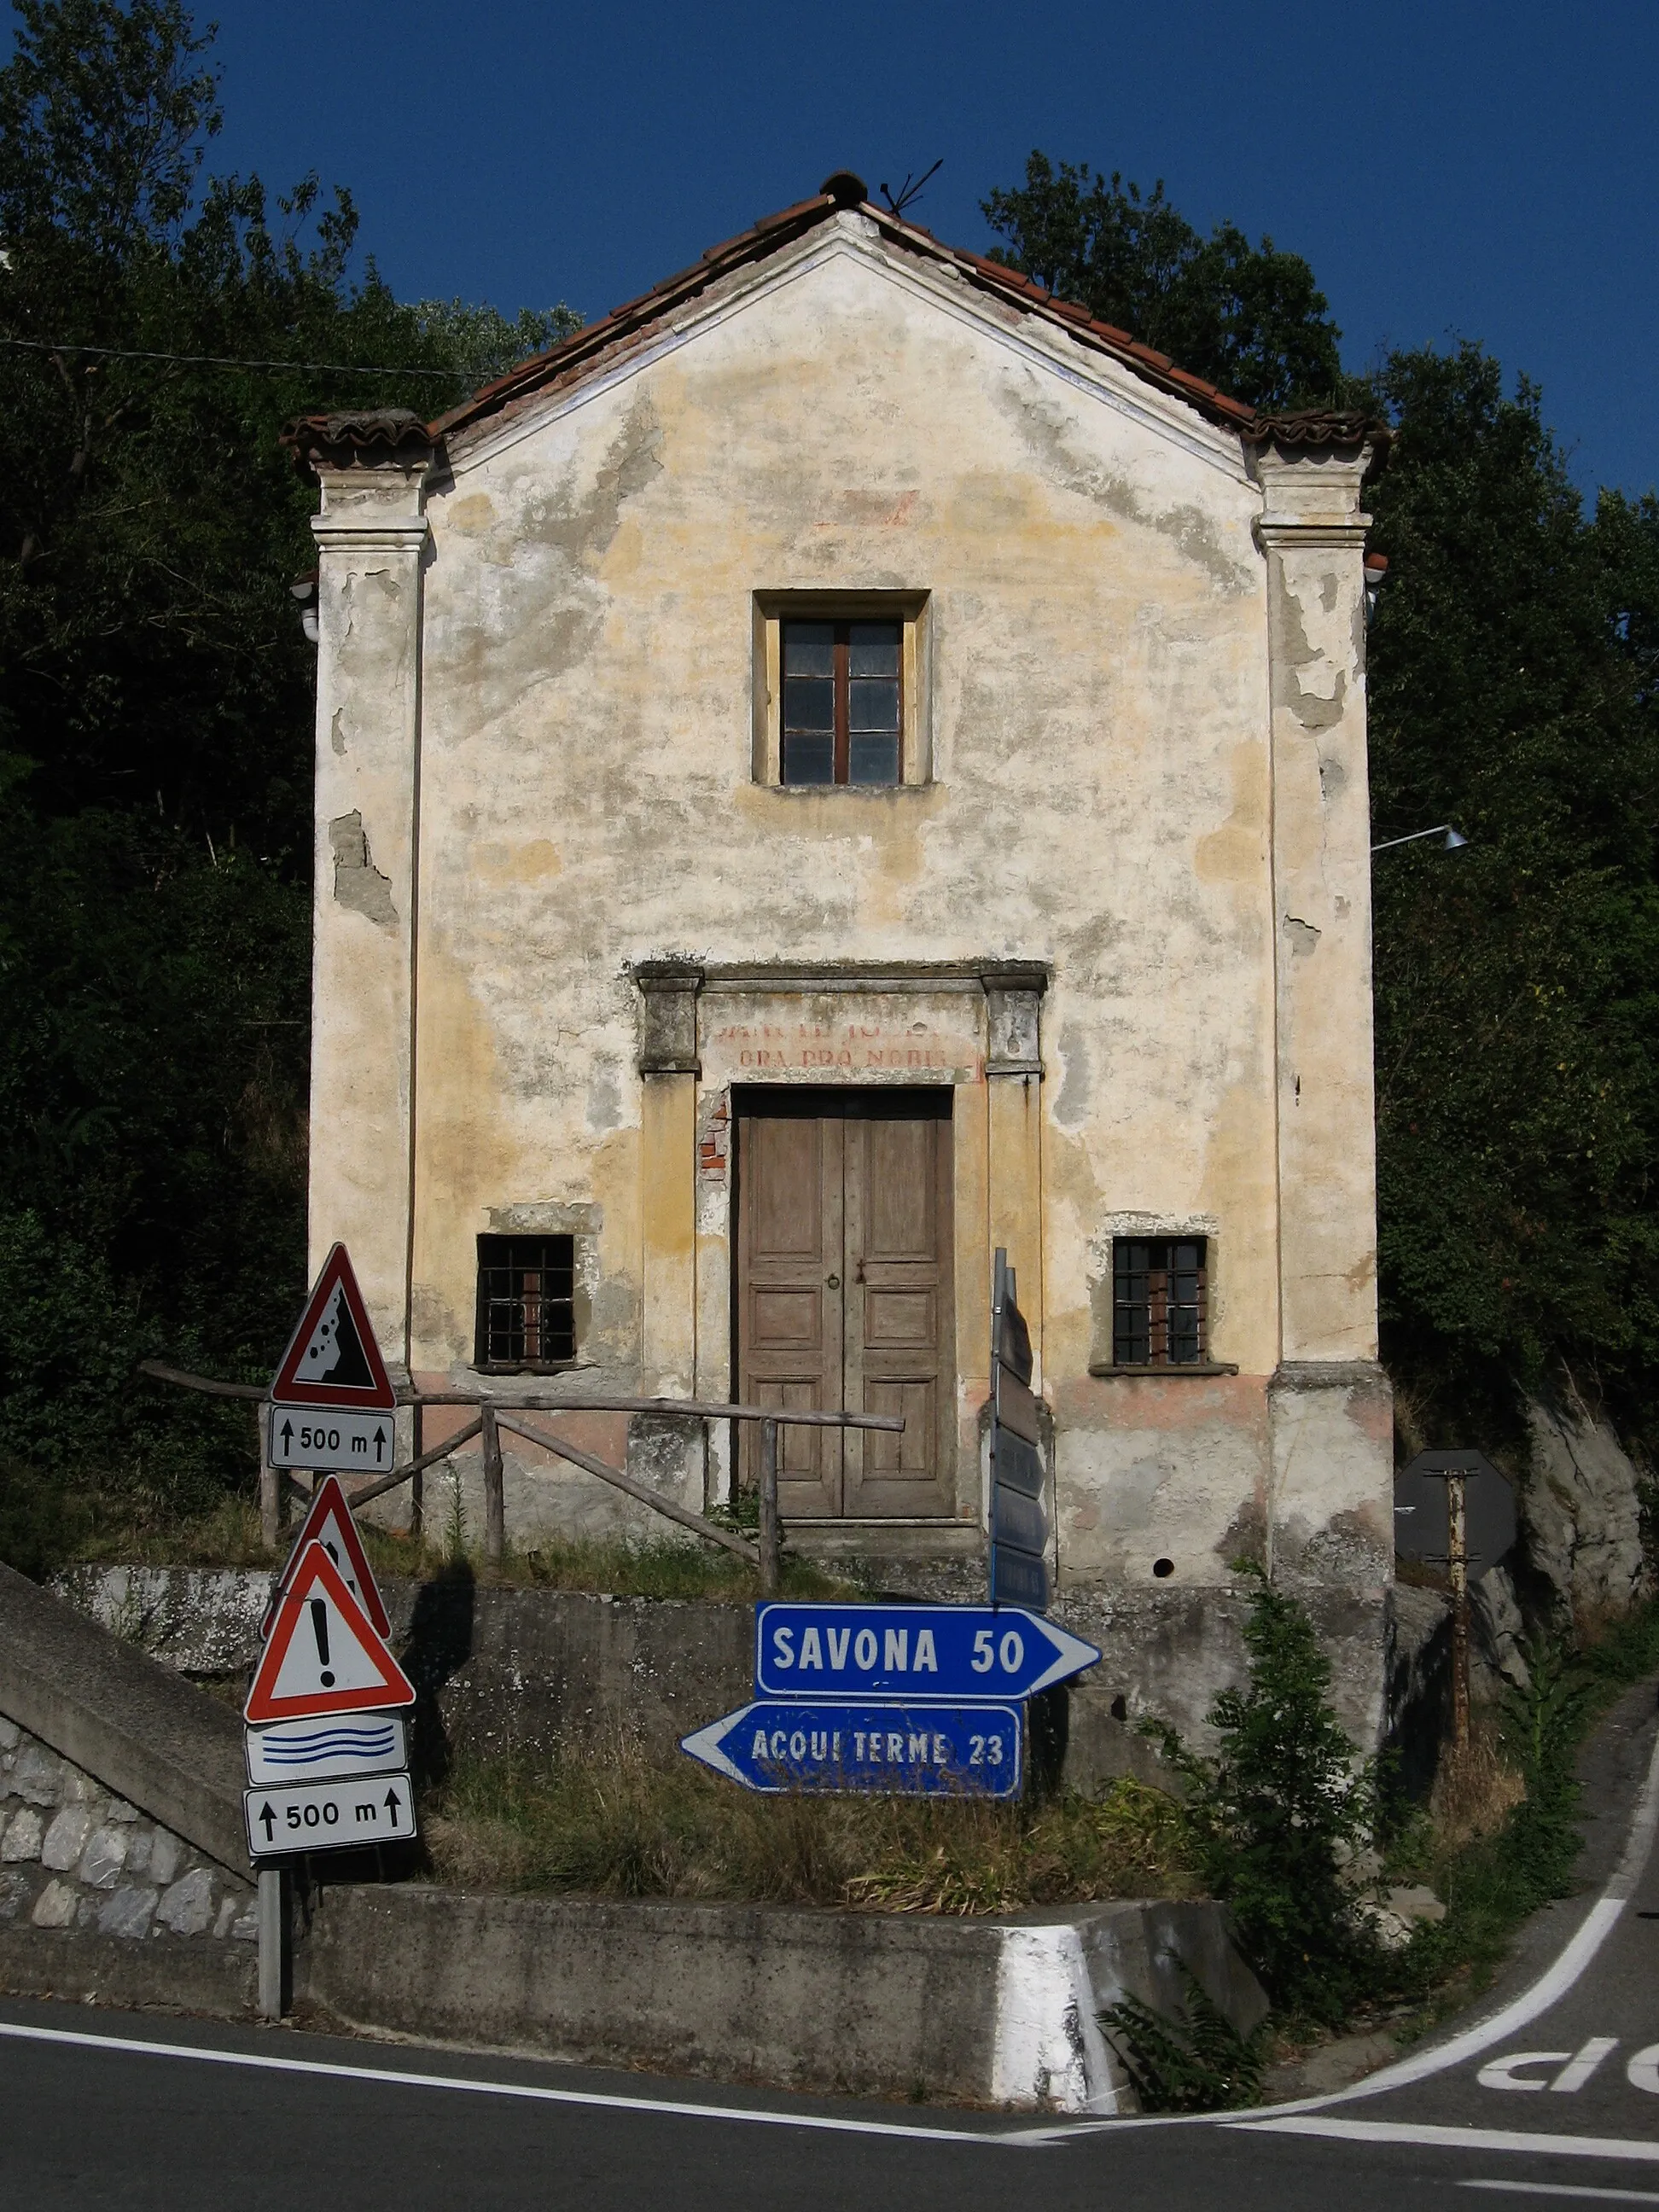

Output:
xmin=989 ymin=1248 xmax=1049 ymax=1611
xmin=1394 ymin=1447 xmax=1516 ymax=1755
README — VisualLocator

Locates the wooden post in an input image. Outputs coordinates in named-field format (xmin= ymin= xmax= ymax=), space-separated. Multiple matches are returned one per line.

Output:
xmin=409 ymin=1400 xmax=424 ymax=1551
xmin=481 ymin=1400 xmax=504 ymax=1574
xmin=758 ymin=1417 xmax=780 ymax=1598
xmin=1448 ymin=1470 xmax=1470 ymax=1752
xmin=257 ymin=1405 xmax=279 ymax=1551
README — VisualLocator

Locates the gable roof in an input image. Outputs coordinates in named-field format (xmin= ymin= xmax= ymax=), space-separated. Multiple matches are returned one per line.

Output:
xmin=284 ymin=171 xmax=1382 ymax=474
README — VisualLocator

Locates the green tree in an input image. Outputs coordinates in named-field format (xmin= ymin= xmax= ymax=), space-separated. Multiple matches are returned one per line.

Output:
xmin=0 ymin=0 xmax=578 ymax=1535
xmin=981 ymin=151 xmax=1342 ymax=410
xmin=1363 ymin=346 xmax=1659 ymax=1434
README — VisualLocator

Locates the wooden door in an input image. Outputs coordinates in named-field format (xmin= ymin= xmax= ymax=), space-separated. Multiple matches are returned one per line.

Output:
xmin=736 ymin=1091 xmax=954 ymax=1518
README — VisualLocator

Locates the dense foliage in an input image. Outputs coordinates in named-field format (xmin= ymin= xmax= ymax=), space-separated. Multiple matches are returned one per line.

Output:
xmin=982 ymin=151 xmax=1343 ymax=410
xmin=0 ymin=0 xmax=573 ymax=1539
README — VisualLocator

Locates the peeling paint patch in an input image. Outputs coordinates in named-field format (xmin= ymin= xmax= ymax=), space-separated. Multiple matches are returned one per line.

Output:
xmin=330 ymin=709 xmax=346 ymax=757
xmin=1282 ymin=916 xmax=1321 ymax=957
xmin=329 ymin=812 xmax=396 ymax=928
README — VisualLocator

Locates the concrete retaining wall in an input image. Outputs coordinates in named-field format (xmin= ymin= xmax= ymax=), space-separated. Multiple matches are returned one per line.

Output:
xmin=297 ymin=1883 xmax=1266 ymax=2111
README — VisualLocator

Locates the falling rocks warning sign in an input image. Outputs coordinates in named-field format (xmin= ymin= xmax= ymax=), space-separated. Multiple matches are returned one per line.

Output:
xmin=245 ymin=1541 xmax=414 ymax=1725
xmin=271 ymin=1243 xmax=395 ymax=1411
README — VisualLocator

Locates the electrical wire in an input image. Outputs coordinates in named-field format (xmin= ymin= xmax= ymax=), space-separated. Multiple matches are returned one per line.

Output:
xmin=0 ymin=335 xmax=453 ymax=377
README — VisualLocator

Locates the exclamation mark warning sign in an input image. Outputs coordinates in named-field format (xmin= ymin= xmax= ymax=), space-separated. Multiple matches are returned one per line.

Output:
xmin=244 ymin=1542 xmax=415 ymax=1721
xmin=310 ymin=1599 xmax=335 ymax=1687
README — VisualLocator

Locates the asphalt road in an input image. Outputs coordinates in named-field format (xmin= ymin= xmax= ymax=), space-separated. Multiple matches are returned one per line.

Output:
xmin=5 ymin=1679 xmax=1659 ymax=2211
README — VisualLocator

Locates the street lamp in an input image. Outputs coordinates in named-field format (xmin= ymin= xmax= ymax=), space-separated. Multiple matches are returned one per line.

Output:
xmin=1371 ymin=824 xmax=1468 ymax=855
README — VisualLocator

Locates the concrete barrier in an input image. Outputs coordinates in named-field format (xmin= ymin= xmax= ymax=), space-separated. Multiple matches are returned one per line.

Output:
xmin=0 ymin=1562 xmax=247 ymax=1872
xmin=297 ymin=1883 xmax=1266 ymax=2111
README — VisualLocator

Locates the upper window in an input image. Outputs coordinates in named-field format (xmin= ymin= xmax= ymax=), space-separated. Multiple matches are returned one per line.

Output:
xmin=475 ymin=1235 xmax=575 ymax=1371
xmin=782 ymin=620 xmax=902 ymax=786
xmin=1113 ymin=1238 xmax=1207 ymax=1368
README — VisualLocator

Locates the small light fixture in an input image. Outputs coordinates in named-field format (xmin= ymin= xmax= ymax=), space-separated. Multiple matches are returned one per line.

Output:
xmin=1371 ymin=824 xmax=1470 ymax=856
xmin=1364 ymin=551 xmax=1388 ymax=626
xmin=290 ymin=571 xmax=319 ymax=645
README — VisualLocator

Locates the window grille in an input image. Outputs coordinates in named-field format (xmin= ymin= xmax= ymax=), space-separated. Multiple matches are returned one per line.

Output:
xmin=1112 ymin=1238 xmax=1207 ymax=1367
xmin=475 ymin=1236 xmax=575 ymax=1370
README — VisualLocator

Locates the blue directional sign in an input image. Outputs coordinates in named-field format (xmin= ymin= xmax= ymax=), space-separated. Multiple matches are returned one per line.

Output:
xmin=754 ymin=1603 xmax=1099 ymax=1701
xmin=680 ymin=1698 xmax=1023 ymax=1798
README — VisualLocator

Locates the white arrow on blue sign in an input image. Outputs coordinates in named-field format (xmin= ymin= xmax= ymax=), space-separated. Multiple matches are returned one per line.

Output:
xmin=754 ymin=1604 xmax=1099 ymax=1702
xmin=680 ymin=1699 xmax=1023 ymax=1797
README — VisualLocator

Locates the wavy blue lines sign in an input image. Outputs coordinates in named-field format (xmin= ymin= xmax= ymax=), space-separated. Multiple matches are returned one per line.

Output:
xmin=680 ymin=1699 xmax=1023 ymax=1798
xmin=244 ymin=1714 xmax=407 ymax=1786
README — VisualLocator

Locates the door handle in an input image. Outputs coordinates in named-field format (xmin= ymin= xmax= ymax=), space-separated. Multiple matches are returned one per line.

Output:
xmin=826 ymin=1274 xmax=840 ymax=1289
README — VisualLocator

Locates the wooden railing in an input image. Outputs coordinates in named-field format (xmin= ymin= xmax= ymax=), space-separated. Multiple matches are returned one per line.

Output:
xmin=137 ymin=1362 xmax=901 ymax=1594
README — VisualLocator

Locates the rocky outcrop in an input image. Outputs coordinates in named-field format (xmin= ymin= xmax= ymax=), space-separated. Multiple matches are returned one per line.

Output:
xmin=1522 ymin=1399 xmax=1648 ymax=1627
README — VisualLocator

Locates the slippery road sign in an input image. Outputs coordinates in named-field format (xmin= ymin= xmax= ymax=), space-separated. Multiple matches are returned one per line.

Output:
xmin=244 ymin=1542 xmax=414 ymax=1724
xmin=271 ymin=1243 xmax=395 ymax=1410
xmin=680 ymin=1699 xmax=1023 ymax=1797
xmin=245 ymin=1773 xmax=416 ymax=1858
xmin=754 ymin=1604 xmax=1099 ymax=1702
xmin=244 ymin=1714 xmax=407 ymax=1787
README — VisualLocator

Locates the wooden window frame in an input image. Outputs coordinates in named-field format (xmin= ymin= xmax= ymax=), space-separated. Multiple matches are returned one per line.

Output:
xmin=753 ymin=591 xmax=931 ymax=789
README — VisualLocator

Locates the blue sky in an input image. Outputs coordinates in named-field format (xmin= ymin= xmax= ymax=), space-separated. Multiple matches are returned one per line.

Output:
xmin=47 ymin=2 xmax=1659 ymax=497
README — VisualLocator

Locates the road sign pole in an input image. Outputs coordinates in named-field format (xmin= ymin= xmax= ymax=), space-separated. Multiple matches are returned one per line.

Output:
xmin=759 ymin=1418 xmax=780 ymax=1598
xmin=257 ymin=1866 xmax=285 ymax=2019
xmin=258 ymin=1414 xmax=279 ymax=1550
xmin=1448 ymin=1470 xmax=1470 ymax=1751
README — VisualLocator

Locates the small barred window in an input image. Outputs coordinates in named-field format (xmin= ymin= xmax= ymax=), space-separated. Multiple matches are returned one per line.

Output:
xmin=1112 ymin=1238 xmax=1207 ymax=1367
xmin=474 ymin=1236 xmax=575 ymax=1370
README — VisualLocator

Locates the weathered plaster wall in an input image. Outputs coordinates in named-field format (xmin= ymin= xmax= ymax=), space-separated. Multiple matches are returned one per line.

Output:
xmin=305 ymin=212 xmax=1389 ymax=1703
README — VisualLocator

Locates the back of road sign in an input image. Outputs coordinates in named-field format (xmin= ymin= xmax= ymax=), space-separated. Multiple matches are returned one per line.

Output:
xmin=1394 ymin=1449 xmax=1517 ymax=1581
xmin=269 ymin=1472 xmax=391 ymax=1638
xmin=245 ymin=1542 xmax=414 ymax=1723
xmin=989 ymin=1249 xmax=1049 ymax=1610
xmin=271 ymin=1243 xmax=395 ymax=1411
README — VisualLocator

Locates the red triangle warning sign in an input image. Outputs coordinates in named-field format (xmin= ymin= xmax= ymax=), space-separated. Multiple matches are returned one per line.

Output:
xmin=245 ymin=1542 xmax=415 ymax=1724
xmin=267 ymin=1475 xmax=391 ymax=1639
xmin=272 ymin=1244 xmax=395 ymax=1410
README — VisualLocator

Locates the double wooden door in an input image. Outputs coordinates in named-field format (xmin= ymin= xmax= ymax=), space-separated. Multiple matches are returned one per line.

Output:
xmin=736 ymin=1090 xmax=956 ymax=1517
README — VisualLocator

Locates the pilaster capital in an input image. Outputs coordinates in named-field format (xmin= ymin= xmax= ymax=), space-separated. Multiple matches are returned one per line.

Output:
xmin=1251 ymin=445 xmax=1375 ymax=550
xmin=981 ymin=967 xmax=1045 ymax=1077
xmin=634 ymin=961 xmax=703 ymax=1075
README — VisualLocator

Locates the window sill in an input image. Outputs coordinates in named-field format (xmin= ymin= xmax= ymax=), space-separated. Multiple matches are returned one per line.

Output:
xmin=1086 ymin=1361 xmax=1240 ymax=1379
xmin=474 ymin=1361 xmax=582 ymax=1377
xmin=760 ymin=782 xmax=934 ymax=797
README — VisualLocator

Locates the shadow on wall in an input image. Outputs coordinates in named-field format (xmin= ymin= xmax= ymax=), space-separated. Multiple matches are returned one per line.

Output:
xmin=405 ymin=1561 xmax=477 ymax=1787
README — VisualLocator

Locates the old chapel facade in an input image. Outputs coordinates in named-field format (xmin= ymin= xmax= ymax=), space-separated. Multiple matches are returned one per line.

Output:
xmin=288 ymin=173 xmax=1394 ymax=1745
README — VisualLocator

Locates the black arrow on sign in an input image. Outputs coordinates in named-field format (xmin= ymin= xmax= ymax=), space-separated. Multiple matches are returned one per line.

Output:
xmin=383 ymin=1788 xmax=401 ymax=1828
xmin=258 ymin=1802 xmax=276 ymax=1843
xmin=279 ymin=1418 xmax=294 ymax=1453
xmin=374 ymin=1425 xmax=387 ymax=1464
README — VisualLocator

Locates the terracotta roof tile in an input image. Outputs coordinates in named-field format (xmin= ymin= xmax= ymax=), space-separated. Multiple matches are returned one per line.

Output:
xmin=287 ymin=183 xmax=1386 ymax=468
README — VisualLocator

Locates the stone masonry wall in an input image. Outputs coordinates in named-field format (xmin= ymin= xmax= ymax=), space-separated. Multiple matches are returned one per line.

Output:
xmin=0 ymin=1714 xmax=257 ymax=2005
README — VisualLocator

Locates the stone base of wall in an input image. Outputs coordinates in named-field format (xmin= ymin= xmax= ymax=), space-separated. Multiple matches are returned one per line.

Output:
xmin=0 ymin=1716 xmax=258 ymax=2014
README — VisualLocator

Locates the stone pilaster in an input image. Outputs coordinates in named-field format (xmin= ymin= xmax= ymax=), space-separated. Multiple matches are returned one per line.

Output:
xmin=635 ymin=964 xmax=701 ymax=1397
xmin=983 ymin=969 xmax=1046 ymax=1384
xmin=306 ymin=426 xmax=432 ymax=1377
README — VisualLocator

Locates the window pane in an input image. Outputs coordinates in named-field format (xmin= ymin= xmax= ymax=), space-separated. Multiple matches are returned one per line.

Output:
xmin=782 ymin=621 xmax=835 ymax=677
xmin=783 ymin=675 xmax=834 ymax=731
xmin=849 ymin=622 xmax=900 ymax=676
xmin=783 ymin=731 xmax=835 ymax=784
xmin=849 ymin=731 xmax=900 ymax=785
xmin=848 ymin=678 xmax=899 ymax=731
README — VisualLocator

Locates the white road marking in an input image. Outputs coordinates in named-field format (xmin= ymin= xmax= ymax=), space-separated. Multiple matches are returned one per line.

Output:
xmin=1260 ymin=1715 xmax=1659 ymax=2115
xmin=1627 ymin=2047 xmax=1659 ymax=2095
xmin=1463 ymin=2185 xmax=1659 ymax=2204
xmin=1479 ymin=2053 xmax=1573 ymax=2092
xmin=1236 ymin=2116 xmax=1659 ymax=2163
xmin=0 ymin=2019 xmax=1035 ymax=2147
xmin=1554 ymin=2042 xmax=1621 ymax=2093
